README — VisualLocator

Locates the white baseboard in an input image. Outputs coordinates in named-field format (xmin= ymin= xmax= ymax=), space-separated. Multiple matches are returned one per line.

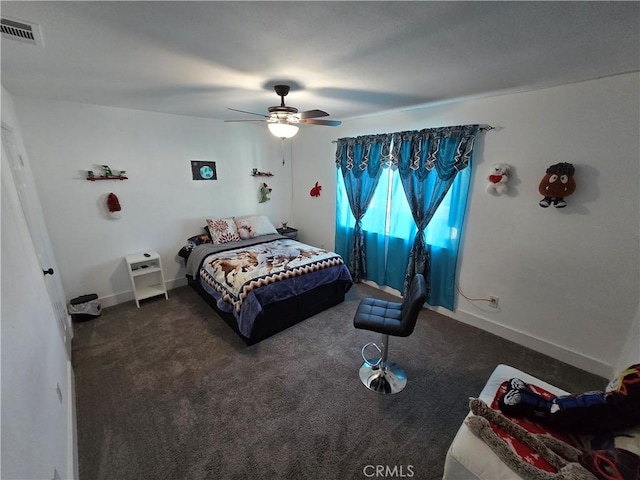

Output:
xmin=434 ymin=306 xmax=613 ymax=379
xmin=67 ymin=360 xmax=78 ymax=480
xmin=98 ymin=277 xmax=188 ymax=309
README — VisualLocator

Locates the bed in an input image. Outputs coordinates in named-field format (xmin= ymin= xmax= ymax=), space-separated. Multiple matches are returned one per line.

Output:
xmin=183 ymin=217 xmax=353 ymax=345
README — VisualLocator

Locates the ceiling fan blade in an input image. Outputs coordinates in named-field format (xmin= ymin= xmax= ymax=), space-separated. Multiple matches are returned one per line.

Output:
xmin=224 ymin=119 xmax=266 ymax=123
xmin=299 ymin=118 xmax=342 ymax=126
xmin=298 ymin=109 xmax=329 ymax=119
xmin=227 ymin=107 xmax=268 ymax=118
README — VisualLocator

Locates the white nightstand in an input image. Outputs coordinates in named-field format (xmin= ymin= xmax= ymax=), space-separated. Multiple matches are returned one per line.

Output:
xmin=125 ymin=251 xmax=168 ymax=308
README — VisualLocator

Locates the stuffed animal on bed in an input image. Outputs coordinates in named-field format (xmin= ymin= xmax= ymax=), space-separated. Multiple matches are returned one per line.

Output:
xmin=498 ymin=364 xmax=640 ymax=435
xmin=539 ymin=162 xmax=576 ymax=208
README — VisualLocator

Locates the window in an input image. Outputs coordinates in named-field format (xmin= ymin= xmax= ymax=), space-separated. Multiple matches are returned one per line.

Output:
xmin=337 ymin=168 xmax=455 ymax=249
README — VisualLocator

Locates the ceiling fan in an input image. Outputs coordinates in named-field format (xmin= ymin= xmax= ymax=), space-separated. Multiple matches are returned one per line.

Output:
xmin=226 ymin=84 xmax=341 ymax=139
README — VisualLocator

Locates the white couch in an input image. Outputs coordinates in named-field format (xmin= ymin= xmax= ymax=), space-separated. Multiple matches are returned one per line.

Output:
xmin=443 ymin=364 xmax=640 ymax=479
xmin=442 ymin=364 xmax=570 ymax=480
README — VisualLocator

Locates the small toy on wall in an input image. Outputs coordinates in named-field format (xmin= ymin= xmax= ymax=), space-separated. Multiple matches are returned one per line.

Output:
xmin=107 ymin=192 xmax=121 ymax=213
xmin=538 ymin=162 xmax=576 ymax=208
xmin=259 ymin=182 xmax=272 ymax=203
xmin=86 ymin=164 xmax=127 ymax=181
xmin=485 ymin=163 xmax=510 ymax=195
xmin=310 ymin=181 xmax=322 ymax=197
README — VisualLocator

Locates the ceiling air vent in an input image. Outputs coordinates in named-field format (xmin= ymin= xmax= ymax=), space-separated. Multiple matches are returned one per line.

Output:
xmin=1 ymin=17 xmax=42 ymax=46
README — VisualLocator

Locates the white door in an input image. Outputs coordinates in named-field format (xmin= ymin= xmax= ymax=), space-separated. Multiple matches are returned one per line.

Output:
xmin=1 ymin=124 xmax=72 ymax=355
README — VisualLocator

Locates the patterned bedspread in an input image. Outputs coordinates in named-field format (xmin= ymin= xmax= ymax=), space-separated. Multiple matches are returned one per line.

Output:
xmin=199 ymin=238 xmax=346 ymax=313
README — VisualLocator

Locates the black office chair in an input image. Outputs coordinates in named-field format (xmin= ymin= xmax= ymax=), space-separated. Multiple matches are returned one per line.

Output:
xmin=353 ymin=274 xmax=427 ymax=394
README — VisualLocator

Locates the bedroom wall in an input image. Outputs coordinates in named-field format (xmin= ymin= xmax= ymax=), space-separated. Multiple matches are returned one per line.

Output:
xmin=291 ymin=73 xmax=640 ymax=378
xmin=7 ymin=73 xmax=639 ymax=378
xmin=9 ymin=98 xmax=294 ymax=307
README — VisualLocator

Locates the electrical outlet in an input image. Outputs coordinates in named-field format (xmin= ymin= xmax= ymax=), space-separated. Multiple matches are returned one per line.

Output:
xmin=488 ymin=296 xmax=499 ymax=308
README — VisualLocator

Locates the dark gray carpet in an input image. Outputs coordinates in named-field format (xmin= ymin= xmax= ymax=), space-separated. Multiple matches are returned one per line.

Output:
xmin=72 ymin=284 xmax=605 ymax=480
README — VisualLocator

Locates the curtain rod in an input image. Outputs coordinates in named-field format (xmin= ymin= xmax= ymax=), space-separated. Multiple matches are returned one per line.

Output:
xmin=330 ymin=124 xmax=495 ymax=143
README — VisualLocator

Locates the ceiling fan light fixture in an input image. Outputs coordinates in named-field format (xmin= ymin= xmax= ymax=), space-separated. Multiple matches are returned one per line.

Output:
xmin=267 ymin=121 xmax=299 ymax=139
xmin=226 ymin=84 xmax=340 ymax=136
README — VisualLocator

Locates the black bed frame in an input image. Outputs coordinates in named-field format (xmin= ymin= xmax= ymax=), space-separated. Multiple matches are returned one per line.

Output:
xmin=187 ymin=274 xmax=350 ymax=345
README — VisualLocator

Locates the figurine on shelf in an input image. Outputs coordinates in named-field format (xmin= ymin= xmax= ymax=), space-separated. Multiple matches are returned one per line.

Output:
xmin=86 ymin=165 xmax=127 ymax=181
xmin=251 ymin=170 xmax=274 ymax=177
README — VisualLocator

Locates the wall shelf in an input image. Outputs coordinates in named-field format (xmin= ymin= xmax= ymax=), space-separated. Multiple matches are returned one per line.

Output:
xmin=87 ymin=176 xmax=128 ymax=181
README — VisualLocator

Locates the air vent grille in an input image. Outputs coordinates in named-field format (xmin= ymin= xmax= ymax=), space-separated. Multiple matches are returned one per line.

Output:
xmin=1 ymin=17 xmax=41 ymax=45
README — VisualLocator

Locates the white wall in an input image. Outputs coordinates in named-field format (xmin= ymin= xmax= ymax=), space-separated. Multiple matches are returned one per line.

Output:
xmin=294 ymin=73 xmax=640 ymax=378
xmin=1 ymin=87 xmax=77 ymax=479
xmin=616 ymin=312 xmax=640 ymax=374
xmin=9 ymin=73 xmax=639 ymax=377
xmin=11 ymin=98 xmax=295 ymax=307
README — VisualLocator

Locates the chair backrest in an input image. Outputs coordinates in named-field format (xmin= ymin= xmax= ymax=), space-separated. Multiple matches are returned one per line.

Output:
xmin=398 ymin=274 xmax=427 ymax=337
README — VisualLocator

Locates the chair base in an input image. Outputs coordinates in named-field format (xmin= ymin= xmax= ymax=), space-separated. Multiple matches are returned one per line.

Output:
xmin=359 ymin=360 xmax=407 ymax=394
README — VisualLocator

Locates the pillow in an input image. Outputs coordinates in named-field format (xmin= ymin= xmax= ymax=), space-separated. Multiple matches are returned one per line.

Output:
xmin=205 ymin=217 xmax=241 ymax=244
xmin=234 ymin=215 xmax=278 ymax=239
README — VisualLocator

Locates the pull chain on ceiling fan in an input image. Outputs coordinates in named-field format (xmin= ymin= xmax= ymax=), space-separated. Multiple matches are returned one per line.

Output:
xmin=226 ymin=84 xmax=341 ymax=139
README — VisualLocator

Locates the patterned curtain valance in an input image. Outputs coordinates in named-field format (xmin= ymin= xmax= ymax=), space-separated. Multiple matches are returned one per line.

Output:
xmin=391 ymin=125 xmax=479 ymax=180
xmin=336 ymin=125 xmax=479 ymax=179
xmin=334 ymin=134 xmax=393 ymax=174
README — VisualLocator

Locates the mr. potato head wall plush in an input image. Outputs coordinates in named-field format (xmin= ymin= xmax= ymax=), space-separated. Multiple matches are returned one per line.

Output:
xmin=538 ymin=162 xmax=576 ymax=208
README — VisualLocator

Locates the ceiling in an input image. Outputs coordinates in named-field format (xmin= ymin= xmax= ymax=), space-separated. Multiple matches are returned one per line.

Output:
xmin=1 ymin=1 xmax=639 ymax=123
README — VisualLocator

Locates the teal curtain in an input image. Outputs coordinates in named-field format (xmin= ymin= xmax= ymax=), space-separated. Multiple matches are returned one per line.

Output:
xmin=390 ymin=125 xmax=479 ymax=307
xmin=335 ymin=125 xmax=480 ymax=310
xmin=383 ymin=169 xmax=416 ymax=291
xmin=334 ymin=134 xmax=392 ymax=282
xmin=335 ymin=168 xmax=397 ymax=286
xmin=427 ymin=166 xmax=471 ymax=308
